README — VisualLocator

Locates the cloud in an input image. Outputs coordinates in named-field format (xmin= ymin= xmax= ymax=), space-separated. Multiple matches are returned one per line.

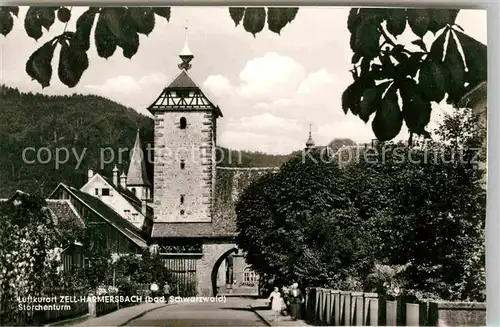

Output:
xmin=317 ymin=116 xmax=411 ymax=145
xmin=317 ymin=120 xmax=376 ymax=145
xmin=253 ymin=98 xmax=292 ymax=110
xmin=218 ymin=130 xmax=301 ymax=155
xmin=236 ymin=52 xmax=306 ymax=100
xmin=85 ymin=73 xmax=168 ymax=95
xmin=85 ymin=76 xmax=142 ymax=94
xmin=297 ymin=69 xmax=337 ymax=94
xmin=138 ymin=72 xmax=168 ymax=87
xmin=217 ymin=113 xmax=306 ymax=154
xmin=203 ymin=75 xmax=233 ymax=96
xmin=238 ymin=113 xmax=302 ymax=133
xmin=82 ymin=72 xmax=169 ymax=115
xmin=203 ymin=53 xmax=357 ymax=152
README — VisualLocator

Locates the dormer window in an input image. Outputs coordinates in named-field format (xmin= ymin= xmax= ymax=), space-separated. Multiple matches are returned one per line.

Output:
xmin=180 ymin=117 xmax=187 ymax=129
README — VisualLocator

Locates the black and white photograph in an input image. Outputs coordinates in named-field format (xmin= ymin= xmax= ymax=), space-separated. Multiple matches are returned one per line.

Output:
xmin=0 ymin=5 xmax=488 ymax=326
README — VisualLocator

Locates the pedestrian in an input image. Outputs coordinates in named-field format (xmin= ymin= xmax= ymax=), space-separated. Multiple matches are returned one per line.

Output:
xmin=150 ymin=281 xmax=159 ymax=299
xmin=281 ymin=286 xmax=290 ymax=315
xmin=288 ymin=282 xmax=304 ymax=321
xmin=267 ymin=287 xmax=282 ymax=322
xmin=163 ymin=282 xmax=170 ymax=303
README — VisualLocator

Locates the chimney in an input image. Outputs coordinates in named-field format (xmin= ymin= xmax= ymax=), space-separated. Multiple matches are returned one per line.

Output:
xmin=141 ymin=199 xmax=147 ymax=216
xmin=112 ymin=166 xmax=119 ymax=186
xmin=87 ymin=169 xmax=94 ymax=181
xmin=120 ymin=173 xmax=127 ymax=188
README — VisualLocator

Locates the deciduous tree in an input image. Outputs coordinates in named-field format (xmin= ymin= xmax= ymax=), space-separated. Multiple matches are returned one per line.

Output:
xmin=236 ymin=149 xmax=375 ymax=289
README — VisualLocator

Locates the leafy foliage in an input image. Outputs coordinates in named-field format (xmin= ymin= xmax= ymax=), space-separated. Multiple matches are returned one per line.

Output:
xmin=347 ymin=142 xmax=485 ymax=300
xmin=327 ymin=138 xmax=357 ymax=153
xmin=236 ymin=149 xmax=375 ymax=289
xmin=113 ymin=250 xmax=196 ymax=297
xmin=114 ymin=250 xmax=172 ymax=286
xmin=0 ymin=193 xmax=59 ymax=294
xmin=228 ymin=7 xmax=298 ymax=36
xmin=0 ymin=193 xmax=73 ymax=325
xmin=1 ymin=7 xmax=172 ymax=88
xmin=0 ymin=7 xmax=18 ymax=36
xmin=73 ymin=225 xmax=112 ymax=291
xmin=343 ymin=8 xmax=486 ymax=142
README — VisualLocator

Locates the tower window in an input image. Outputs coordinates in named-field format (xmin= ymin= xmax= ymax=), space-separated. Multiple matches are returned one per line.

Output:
xmin=180 ymin=209 xmax=185 ymax=215
xmin=180 ymin=160 xmax=185 ymax=169
xmin=180 ymin=195 xmax=185 ymax=205
xmin=131 ymin=188 xmax=136 ymax=195
xmin=102 ymin=188 xmax=110 ymax=196
xmin=180 ymin=117 xmax=187 ymax=129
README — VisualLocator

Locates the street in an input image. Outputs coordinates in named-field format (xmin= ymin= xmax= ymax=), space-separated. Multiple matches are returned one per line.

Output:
xmin=125 ymin=297 xmax=267 ymax=326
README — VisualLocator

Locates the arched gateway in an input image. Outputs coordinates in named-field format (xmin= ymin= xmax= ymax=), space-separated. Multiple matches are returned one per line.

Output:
xmin=147 ymin=27 xmax=277 ymax=296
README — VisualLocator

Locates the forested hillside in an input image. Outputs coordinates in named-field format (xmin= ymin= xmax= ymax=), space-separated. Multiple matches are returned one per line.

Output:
xmin=0 ymin=85 xmax=291 ymax=197
xmin=0 ymin=85 xmax=155 ymax=197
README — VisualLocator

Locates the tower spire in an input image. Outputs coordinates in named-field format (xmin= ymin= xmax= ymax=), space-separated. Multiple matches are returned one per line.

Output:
xmin=126 ymin=129 xmax=151 ymax=189
xmin=306 ymin=123 xmax=315 ymax=149
xmin=178 ymin=19 xmax=194 ymax=71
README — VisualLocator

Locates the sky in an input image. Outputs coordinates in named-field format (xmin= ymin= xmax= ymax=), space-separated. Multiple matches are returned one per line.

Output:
xmin=0 ymin=7 xmax=488 ymax=154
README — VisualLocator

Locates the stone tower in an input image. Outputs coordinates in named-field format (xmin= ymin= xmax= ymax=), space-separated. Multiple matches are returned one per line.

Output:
xmin=147 ymin=27 xmax=223 ymax=223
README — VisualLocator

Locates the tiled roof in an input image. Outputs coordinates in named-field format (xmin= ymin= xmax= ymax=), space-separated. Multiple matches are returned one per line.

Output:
xmin=2 ymin=191 xmax=85 ymax=230
xmin=46 ymin=199 xmax=85 ymax=229
xmin=167 ymin=70 xmax=198 ymax=89
xmin=151 ymin=167 xmax=280 ymax=238
xmin=53 ymin=184 xmax=148 ymax=248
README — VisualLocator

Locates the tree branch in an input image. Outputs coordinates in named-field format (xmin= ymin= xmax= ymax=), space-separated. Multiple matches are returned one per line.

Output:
xmin=379 ymin=26 xmax=397 ymax=47
xmin=378 ymin=25 xmax=414 ymax=56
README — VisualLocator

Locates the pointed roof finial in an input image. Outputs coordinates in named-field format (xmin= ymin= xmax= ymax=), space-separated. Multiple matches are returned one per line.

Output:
xmin=306 ymin=123 xmax=315 ymax=148
xmin=178 ymin=18 xmax=194 ymax=71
